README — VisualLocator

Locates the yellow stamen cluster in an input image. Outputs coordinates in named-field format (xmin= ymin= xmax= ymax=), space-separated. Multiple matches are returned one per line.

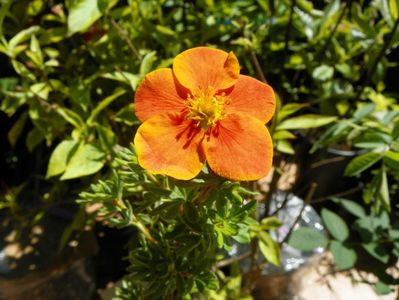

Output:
xmin=186 ymin=88 xmax=226 ymax=129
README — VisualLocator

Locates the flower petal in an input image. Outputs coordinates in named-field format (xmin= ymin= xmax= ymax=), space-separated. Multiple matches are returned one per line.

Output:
xmin=224 ymin=75 xmax=275 ymax=123
xmin=134 ymin=68 xmax=189 ymax=122
xmin=134 ymin=113 xmax=205 ymax=180
xmin=203 ymin=114 xmax=273 ymax=181
xmin=173 ymin=47 xmax=239 ymax=92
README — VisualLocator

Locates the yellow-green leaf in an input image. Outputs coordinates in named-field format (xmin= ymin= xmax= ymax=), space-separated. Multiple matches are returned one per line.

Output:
xmin=46 ymin=140 xmax=78 ymax=178
xmin=277 ymin=114 xmax=337 ymax=130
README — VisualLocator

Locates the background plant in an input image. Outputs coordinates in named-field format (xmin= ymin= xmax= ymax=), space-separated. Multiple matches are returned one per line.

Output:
xmin=1 ymin=0 xmax=399 ymax=298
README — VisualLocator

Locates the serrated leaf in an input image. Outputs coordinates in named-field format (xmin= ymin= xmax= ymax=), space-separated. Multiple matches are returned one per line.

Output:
xmin=330 ymin=240 xmax=357 ymax=270
xmin=46 ymin=140 xmax=78 ymax=178
xmin=277 ymin=114 xmax=337 ymax=130
xmin=321 ymin=208 xmax=349 ymax=241
xmin=287 ymin=227 xmax=327 ymax=251
xmin=258 ymin=231 xmax=281 ymax=266
xmin=61 ymin=143 xmax=105 ymax=180
xmin=344 ymin=152 xmax=383 ymax=176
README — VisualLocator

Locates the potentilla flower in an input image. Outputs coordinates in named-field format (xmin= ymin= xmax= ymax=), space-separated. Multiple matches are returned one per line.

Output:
xmin=134 ymin=47 xmax=275 ymax=181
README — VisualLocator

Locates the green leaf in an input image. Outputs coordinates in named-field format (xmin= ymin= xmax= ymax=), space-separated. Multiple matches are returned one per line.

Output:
xmin=258 ymin=231 xmax=281 ymax=266
xmin=276 ymin=140 xmax=295 ymax=154
xmin=362 ymin=242 xmax=389 ymax=264
xmin=344 ymin=152 xmax=383 ymax=176
xmin=29 ymin=35 xmax=43 ymax=66
xmin=330 ymin=240 xmax=357 ymax=270
xmin=232 ymin=224 xmax=251 ymax=244
xmin=321 ymin=208 xmax=349 ymax=241
xmin=11 ymin=60 xmax=35 ymax=81
xmin=375 ymin=281 xmax=392 ymax=295
xmin=30 ymin=82 xmax=51 ymax=100
xmin=46 ymin=140 xmax=78 ymax=178
xmin=61 ymin=143 xmax=105 ymax=180
xmin=197 ymin=271 xmax=219 ymax=291
xmin=389 ymin=0 xmax=399 ymax=20
xmin=273 ymin=130 xmax=296 ymax=140
xmin=377 ymin=166 xmax=390 ymax=212
xmin=384 ymin=151 xmax=399 ymax=171
xmin=277 ymin=103 xmax=308 ymax=122
xmin=392 ymin=121 xmax=399 ymax=140
xmin=8 ymin=111 xmax=28 ymax=147
xmin=26 ymin=128 xmax=43 ymax=152
xmin=296 ymin=0 xmax=314 ymax=13
xmin=67 ymin=0 xmax=103 ymax=35
xmin=353 ymin=103 xmax=376 ymax=120
xmin=353 ymin=132 xmax=391 ymax=149
xmin=331 ymin=197 xmax=366 ymax=218
xmin=101 ymin=71 xmax=139 ymax=91
xmin=8 ymin=26 xmax=40 ymax=55
xmin=140 ymin=51 xmax=157 ymax=76
xmin=277 ymin=114 xmax=337 ymax=130
xmin=260 ymin=216 xmax=282 ymax=230
xmin=57 ymin=107 xmax=85 ymax=129
xmin=155 ymin=25 xmax=175 ymax=36
xmin=312 ymin=65 xmax=334 ymax=81
xmin=113 ymin=104 xmax=139 ymax=125
xmin=287 ymin=227 xmax=327 ymax=251
xmin=87 ymin=88 xmax=126 ymax=125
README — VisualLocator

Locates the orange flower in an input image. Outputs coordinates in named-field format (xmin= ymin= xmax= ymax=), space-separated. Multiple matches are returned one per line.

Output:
xmin=134 ymin=47 xmax=275 ymax=181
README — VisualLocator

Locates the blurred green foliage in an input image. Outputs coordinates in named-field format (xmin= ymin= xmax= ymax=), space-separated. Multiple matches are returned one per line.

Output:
xmin=1 ymin=0 xmax=399 ymax=298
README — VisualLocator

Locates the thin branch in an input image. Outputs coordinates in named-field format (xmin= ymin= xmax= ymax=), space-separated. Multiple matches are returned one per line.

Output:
xmin=215 ymin=251 xmax=252 ymax=268
xmin=113 ymin=65 xmax=132 ymax=83
xmin=280 ymin=182 xmax=317 ymax=245
xmin=110 ymin=18 xmax=141 ymax=59
xmin=270 ymin=179 xmax=309 ymax=216
xmin=310 ymin=156 xmax=346 ymax=169
xmin=311 ymin=185 xmax=362 ymax=203
xmin=250 ymin=50 xmax=267 ymax=83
